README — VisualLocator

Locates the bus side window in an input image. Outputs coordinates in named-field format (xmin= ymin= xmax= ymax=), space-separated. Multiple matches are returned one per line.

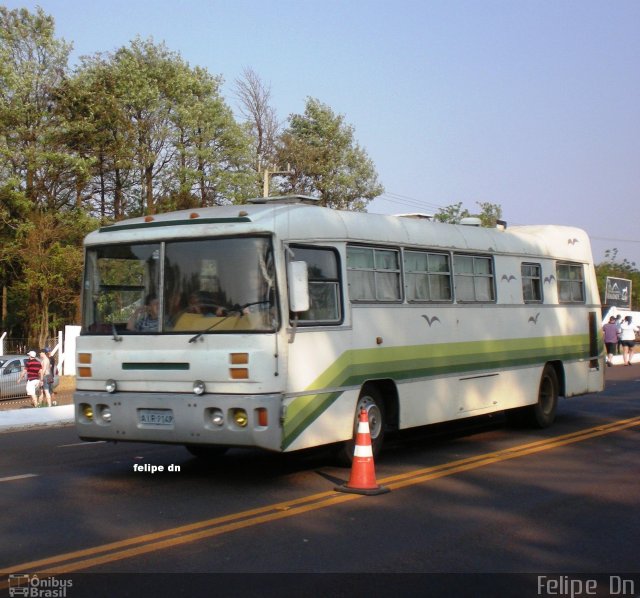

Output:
xmin=557 ymin=262 xmax=585 ymax=303
xmin=522 ymin=262 xmax=543 ymax=303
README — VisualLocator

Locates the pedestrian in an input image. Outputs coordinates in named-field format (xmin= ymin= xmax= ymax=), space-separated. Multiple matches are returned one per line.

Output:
xmin=602 ymin=316 xmax=619 ymax=366
xmin=46 ymin=347 xmax=58 ymax=405
xmin=39 ymin=349 xmax=53 ymax=407
xmin=18 ymin=350 xmax=42 ymax=407
xmin=619 ymin=315 xmax=640 ymax=366
xmin=615 ymin=314 xmax=623 ymax=355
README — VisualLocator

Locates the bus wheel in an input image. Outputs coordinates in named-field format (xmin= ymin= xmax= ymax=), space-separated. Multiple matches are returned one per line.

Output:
xmin=529 ymin=365 xmax=559 ymax=428
xmin=184 ymin=444 xmax=228 ymax=459
xmin=338 ymin=387 xmax=385 ymax=465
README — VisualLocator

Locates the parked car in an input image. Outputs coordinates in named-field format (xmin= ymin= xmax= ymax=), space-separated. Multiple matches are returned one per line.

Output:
xmin=0 ymin=355 xmax=29 ymax=399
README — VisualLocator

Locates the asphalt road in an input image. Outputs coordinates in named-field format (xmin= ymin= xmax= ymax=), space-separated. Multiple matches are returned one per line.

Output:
xmin=1 ymin=365 xmax=639 ymax=598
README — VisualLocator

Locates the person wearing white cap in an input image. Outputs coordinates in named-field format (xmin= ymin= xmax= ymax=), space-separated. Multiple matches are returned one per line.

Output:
xmin=18 ymin=350 xmax=43 ymax=407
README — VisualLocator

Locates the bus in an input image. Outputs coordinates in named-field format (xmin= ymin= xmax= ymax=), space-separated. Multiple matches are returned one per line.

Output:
xmin=74 ymin=196 xmax=604 ymax=459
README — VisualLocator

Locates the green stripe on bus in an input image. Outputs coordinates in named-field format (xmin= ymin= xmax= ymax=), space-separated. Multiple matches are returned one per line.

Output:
xmin=281 ymin=334 xmax=593 ymax=449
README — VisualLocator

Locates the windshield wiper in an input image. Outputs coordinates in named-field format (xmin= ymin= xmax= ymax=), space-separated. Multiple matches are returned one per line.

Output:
xmin=188 ymin=301 xmax=271 ymax=343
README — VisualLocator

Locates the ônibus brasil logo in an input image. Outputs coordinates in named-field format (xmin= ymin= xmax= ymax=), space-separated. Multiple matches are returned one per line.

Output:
xmin=8 ymin=574 xmax=73 ymax=597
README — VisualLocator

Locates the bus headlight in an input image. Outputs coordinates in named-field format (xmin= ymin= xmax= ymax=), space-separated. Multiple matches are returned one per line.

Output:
xmin=210 ymin=409 xmax=224 ymax=426
xmin=193 ymin=380 xmax=206 ymax=395
xmin=98 ymin=405 xmax=112 ymax=423
xmin=105 ymin=379 xmax=117 ymax=393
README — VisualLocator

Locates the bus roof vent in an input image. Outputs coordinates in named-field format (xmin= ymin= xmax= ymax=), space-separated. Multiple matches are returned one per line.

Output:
xmin=460 ymin=217 xmax=482 ymax=227
xmin=247 ymin=195 xmax=320 ymax=206
xmin=395 ymin=213 xmax=434 ymax=220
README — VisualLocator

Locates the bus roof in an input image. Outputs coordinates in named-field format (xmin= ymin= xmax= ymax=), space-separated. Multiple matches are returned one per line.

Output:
xmin=87 ymin=198 xmax=594 ymax=263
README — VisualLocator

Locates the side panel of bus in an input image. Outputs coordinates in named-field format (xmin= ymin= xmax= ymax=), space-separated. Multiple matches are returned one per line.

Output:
xmin=282 ymin=245 xmax=604 ymax=452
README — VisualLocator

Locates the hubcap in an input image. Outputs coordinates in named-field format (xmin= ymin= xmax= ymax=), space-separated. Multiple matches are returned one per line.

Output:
xmin=357 ymin=396 xmax=382 ymax=439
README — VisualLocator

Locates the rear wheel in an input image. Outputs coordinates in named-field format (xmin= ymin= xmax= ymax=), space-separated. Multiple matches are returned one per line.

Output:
xmin=528 ymin=364 xmax=559 ymax=428
xmin=338 ymin=387 xmax=385 ymax=465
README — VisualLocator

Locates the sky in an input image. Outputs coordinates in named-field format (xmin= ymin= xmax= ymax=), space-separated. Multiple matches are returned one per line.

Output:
xmin=5 ymin=0 xmax=640 ymax=265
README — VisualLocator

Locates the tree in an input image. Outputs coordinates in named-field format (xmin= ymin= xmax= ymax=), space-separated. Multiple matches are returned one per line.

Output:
xmin=2 ymin=209 xmax=96 ymax=345
xmin=433 ymin=202 xmax=470 ymax=224
xmin=434 ymin=201 xmax=503 ymax=227
xmin=234 ymin=67 xmax=280 ymax=195
xmin=64 ymin=40 xmax=254 ymax=218
xmin=0 ymin=7 xmax=91 ymax=342
xmin=276 ymin=98 xmax=383 ymax=210
xmin=164 ymin=65 xmax=254 ymax=209
xmin=57 ymin=54 xmax=136 ymax=220
xmin=0 ymin=6 xmax=74 ymax=210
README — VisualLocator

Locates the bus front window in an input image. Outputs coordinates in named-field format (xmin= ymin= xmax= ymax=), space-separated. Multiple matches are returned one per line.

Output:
xmin=82 ymin=237 xmax=277 ymax=335
xmin=82 ymin=244 xmax=160 ymax=334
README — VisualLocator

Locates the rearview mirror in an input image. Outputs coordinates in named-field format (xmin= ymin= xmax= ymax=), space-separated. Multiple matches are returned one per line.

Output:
xmin=288 ymin=261 xmax=309 ymax=313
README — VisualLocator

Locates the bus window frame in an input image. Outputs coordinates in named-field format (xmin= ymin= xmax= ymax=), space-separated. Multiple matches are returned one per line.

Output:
xmin=287 ymin=244 xmax=344 ymax=326
xmin=346 ymin=244 xmax=403 ymax=304
xmin=452 ymin=253 xmax=497 ymax=304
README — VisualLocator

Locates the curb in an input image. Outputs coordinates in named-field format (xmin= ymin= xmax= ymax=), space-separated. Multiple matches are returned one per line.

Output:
xmin=0 ymin=404 xmax=75 ymax=432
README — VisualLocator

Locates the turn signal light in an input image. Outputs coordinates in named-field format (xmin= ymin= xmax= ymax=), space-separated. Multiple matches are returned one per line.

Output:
xmin=229 ymin=368 xmax=249 ymax=380
xmin=257 ymin=408 xmax=268 ymax=427
xmin=232 ymin=409 xmax=248 ymax=427
xmin=81 ymin=404 xmax=94 ymax=421
xmin=78 ymin=353 xmax=92 ymax=364
xmin=78 ymin=367 xmax=92 ymax=378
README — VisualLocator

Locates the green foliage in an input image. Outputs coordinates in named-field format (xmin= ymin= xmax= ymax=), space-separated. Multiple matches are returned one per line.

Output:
xmin=276 ymin=98 xmax=384 ymax=210
xmin=0 ymin=8 xmax=383 ymax=343
xmin=434 ymin=201 xmax=503 ymax=227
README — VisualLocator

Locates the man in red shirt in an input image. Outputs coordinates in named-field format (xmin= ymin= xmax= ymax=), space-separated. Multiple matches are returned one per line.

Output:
xmin=18 ymin=350 xmax=42 ymax=407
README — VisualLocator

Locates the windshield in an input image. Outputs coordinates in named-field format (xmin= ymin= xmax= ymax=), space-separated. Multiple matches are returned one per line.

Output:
xmin=82 ymin=237 xmax=278 ymax=334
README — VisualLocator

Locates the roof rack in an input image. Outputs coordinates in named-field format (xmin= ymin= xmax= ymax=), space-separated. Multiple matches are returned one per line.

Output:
xmin=246 ymin=195 xmax=320 ymax=205
xmin=395 ymin=213 xmax=434 ymax=220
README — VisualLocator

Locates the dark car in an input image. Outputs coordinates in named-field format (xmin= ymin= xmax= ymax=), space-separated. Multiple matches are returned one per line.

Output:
xmin=0 ymin=355 xmax=29 ymax=399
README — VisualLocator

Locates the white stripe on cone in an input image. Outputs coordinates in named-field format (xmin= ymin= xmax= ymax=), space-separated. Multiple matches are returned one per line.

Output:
xmin=357 ymin=421 xmax=370 ymax=434
xmin=353 ymin=444 xmax=373 ymax=458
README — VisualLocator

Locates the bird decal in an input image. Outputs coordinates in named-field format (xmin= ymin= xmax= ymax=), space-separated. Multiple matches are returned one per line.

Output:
xmin=567 ymin=238 xmax=579 ymax=245
xmin=528 ymin=312 xmax=541 ymax=324
xmin=421 ymin=315 xmax=441 ymax=327
xmin=501 ymin=274 xmax=516 ymax=282
xmin=543 ymin=274 xmax=556 ymax=284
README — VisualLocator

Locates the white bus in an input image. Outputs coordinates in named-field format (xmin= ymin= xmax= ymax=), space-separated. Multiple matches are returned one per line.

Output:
xmin=74 ymin=196 xmax=604 ymax=459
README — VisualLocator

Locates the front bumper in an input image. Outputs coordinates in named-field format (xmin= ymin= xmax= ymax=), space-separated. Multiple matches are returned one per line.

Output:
xmin=74 ymin=390 xmax=284 ymax=451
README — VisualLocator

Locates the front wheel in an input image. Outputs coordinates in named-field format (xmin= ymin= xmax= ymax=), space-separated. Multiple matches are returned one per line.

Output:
xmin=528 ymin=364 xmax=559 ymax=428
xmin=338 ymin=387 xmax=385 ymax=465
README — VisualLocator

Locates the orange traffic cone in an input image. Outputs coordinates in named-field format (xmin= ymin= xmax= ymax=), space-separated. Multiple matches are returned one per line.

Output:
xmin=335 ymin=407 xmax=390 ymax=495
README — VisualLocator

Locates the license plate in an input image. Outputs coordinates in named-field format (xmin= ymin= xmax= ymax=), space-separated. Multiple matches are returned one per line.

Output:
xmin=138 ymin=409 xmax=174 ymax=426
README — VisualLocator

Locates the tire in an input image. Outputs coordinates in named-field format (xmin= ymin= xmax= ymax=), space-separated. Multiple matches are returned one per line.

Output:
xmin=528 ymin=364 xmax=559 ymax=428
xmin=184 ymin=444 xmax=228 ymax=459
xmin=338 ymin=387 xmax=386 ymax=465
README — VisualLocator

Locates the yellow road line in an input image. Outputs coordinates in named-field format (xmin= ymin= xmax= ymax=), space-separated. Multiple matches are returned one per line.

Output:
xmin=1 ymin=415 xmax=639 ymax=580
xmin=0 ymin=474 xmax=38 ymax=483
